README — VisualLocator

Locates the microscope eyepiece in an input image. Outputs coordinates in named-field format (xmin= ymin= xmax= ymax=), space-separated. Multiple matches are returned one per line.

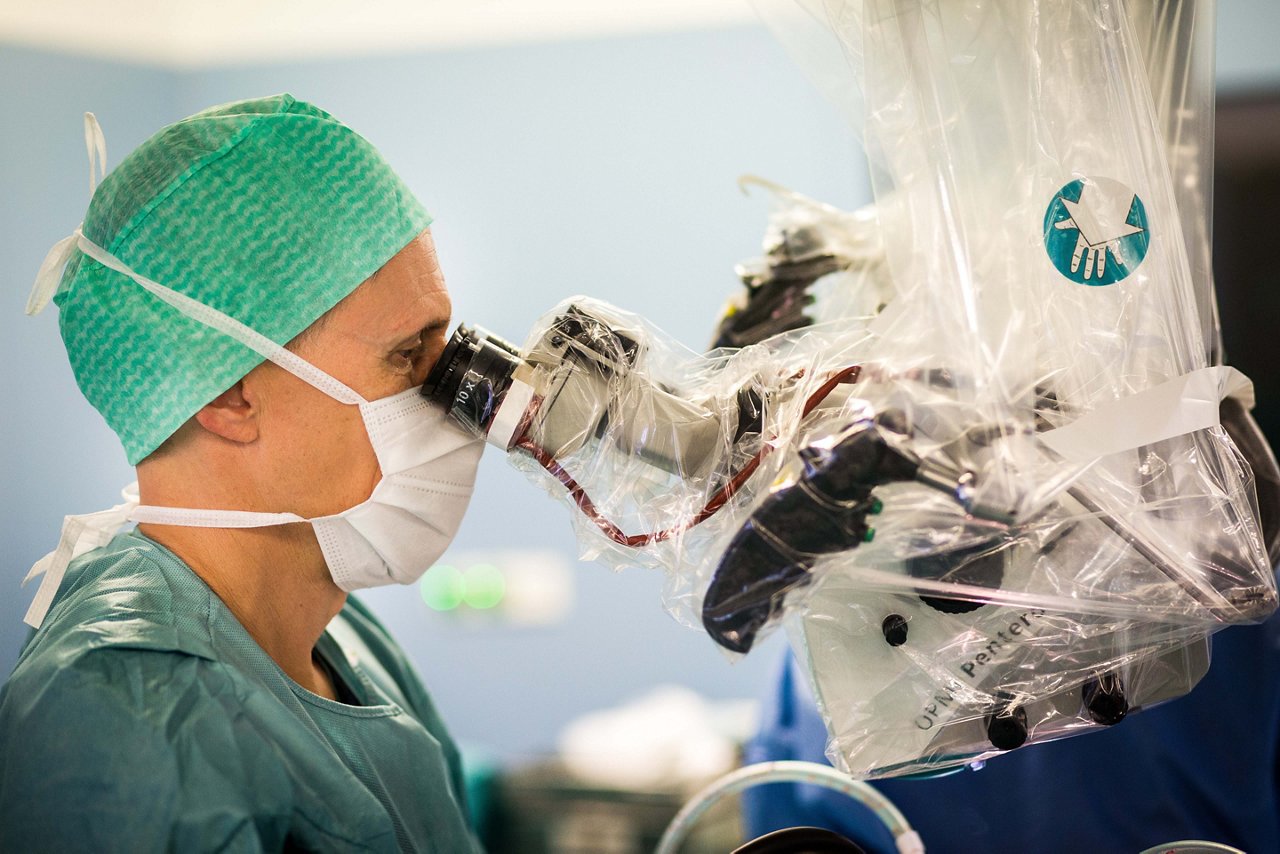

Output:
xmin=421 ymin=324 xmax=525 ymax=437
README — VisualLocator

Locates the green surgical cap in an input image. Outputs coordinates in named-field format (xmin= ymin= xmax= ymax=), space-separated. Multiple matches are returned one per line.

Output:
xmin=53 ymin=93 xmax=433 ymax=464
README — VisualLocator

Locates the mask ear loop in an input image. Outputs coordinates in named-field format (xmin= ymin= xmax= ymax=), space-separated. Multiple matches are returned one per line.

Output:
xmin=73 ymin=236 xmax=368 ymax=406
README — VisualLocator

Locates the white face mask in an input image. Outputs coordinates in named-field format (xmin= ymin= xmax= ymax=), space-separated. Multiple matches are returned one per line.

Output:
xmin=23 ymin=232 xmax=483 ymax=627
xmin=128 ymin=386 xmax=483 ymax=592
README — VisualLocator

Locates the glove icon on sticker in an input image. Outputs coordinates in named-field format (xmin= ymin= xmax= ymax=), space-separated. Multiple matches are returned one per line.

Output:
xmin=1044 ymin=177 xmax=1149 ymax=285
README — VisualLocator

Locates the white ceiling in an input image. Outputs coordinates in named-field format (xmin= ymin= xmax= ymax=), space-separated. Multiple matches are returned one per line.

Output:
xmin=0 ymin=0 xmax=759 ymax=69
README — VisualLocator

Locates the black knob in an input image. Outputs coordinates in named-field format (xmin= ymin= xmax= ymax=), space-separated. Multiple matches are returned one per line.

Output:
xmin=881 ymin=614 xmax=909 ymax=647
xmin=1082 ymin=673 xmax=1129 ymax=726
xmin=986 ymin=702 xmax=1029 ymax=751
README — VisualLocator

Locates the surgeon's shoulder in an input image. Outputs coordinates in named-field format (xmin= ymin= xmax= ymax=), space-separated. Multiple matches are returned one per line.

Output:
xmin=2 ymin=572 xmax=258 ymax=764
xmin=20 ymin=530 xmax=220 ymax=666
xmin=2 ymin=533 xmax=273 ymax=802
xmin=3 ymin=532 xmax=264 ymax=753
xmin=0 ymin=641 xmax=293 ymax=852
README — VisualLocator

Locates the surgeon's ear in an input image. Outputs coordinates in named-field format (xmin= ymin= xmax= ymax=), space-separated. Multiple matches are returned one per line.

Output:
xmin=193 ymin=380 xmax=260 ymax=444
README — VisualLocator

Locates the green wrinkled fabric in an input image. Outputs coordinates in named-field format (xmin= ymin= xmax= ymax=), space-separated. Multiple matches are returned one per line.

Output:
xmin=53 ymin=94 xmax=432 ymax=464
xmin=0 ymin=531 xmax=481 ymax=853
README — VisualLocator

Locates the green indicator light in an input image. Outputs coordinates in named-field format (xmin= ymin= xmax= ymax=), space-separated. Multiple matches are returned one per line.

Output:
xmin=863 ymin=527 xmax=876 ymax=543
xmin=420 ymin=565 xmax=464 ymax=611
xmin=463 ymin=563 xmax=506 ymax=610
xmin=870 ymin=498 xmax=884 ymax=515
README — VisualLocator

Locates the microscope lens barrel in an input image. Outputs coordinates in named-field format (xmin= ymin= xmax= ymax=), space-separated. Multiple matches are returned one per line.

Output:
xmin=421 ymin=324 xmax=525 ymax=437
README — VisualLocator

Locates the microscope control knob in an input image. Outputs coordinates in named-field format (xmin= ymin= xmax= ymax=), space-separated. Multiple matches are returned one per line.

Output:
xmin=1082 ymin=673 xmax=1129 ymax=726
xmin=881 ymin=614 xmax=909 ymax=647
xmin=986 ymin=702 xmax=1029 ymax=751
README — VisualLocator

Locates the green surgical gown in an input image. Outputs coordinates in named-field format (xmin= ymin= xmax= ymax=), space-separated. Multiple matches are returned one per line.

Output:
xmin=0 ymin=531 xmax=483 ymax=853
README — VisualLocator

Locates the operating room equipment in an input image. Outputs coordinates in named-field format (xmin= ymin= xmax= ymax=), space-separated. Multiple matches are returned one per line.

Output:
xmin=656 ymin=759 xmax=1249 ymax=853
xmin=424 ymin=0 xmax=1280 ymax=780
xmin=656 ymin=761 xmax=922 ymax=854
xmin=426 ymin=290 xmax=1269 ymax=775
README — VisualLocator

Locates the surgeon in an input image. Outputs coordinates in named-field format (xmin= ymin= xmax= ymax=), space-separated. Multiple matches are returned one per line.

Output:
xmin=0 ymin=95 xmax=485 ymax=852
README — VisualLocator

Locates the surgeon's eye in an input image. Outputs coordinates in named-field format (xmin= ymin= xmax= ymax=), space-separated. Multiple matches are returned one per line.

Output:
xmin=390 ymin=340 xmax=424 ymax=372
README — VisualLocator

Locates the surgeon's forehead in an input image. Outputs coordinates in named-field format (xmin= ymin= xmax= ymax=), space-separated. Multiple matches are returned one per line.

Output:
xmin=318 ymin=230 xmax=451 ymax=344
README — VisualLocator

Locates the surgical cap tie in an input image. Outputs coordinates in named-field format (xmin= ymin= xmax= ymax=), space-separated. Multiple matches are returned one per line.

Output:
xmin=84 ymin=112 xmax=107 ymax=197
xmin=26 ymin=233 xmax=81 ymax=316
xmin=22 ymin=484 xmax=139 ymax=627
xmin=26 ymin=113 xmax=108 ymax=318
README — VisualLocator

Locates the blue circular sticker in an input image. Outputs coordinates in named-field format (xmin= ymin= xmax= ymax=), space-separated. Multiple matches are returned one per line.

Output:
xmin=1043 ymin=177 xmax=1149 ymax=286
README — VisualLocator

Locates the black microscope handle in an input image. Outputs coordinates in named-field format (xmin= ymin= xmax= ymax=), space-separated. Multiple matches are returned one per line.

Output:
xmin=702 ymin=422 xmax=918 ymax=653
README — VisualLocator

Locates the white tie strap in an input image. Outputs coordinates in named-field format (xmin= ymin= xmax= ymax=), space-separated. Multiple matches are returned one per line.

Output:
xmin=26 ymin=114 xmax=108 ymax=318
xmin=23 ymin=483 xmax=139 ymax=629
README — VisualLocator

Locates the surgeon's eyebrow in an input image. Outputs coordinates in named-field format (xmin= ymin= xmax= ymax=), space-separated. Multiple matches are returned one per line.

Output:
xmin=391 ymin=317 xmax=450 ymax=350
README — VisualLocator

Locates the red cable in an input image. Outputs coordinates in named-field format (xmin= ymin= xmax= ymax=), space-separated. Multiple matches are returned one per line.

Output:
xmin=514 ymin=365 xmax=862 ymax=548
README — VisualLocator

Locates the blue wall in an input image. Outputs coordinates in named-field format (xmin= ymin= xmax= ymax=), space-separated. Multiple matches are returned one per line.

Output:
xmin=4 ymin=2 xmax=1280 ymax=759
xmin=1217 ymin=3 xmax=1280 ymax=89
